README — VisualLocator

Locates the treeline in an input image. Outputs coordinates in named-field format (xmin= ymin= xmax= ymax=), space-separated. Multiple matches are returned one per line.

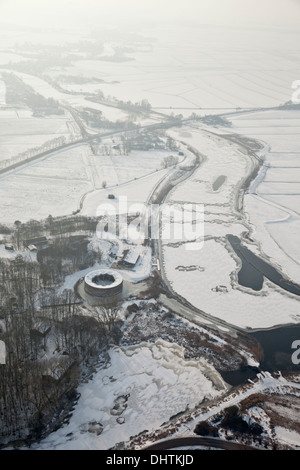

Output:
xmin=0 ymin=224 xmax=13 ymax=235
xmin=0 ymin=213 xmax=126 ymax=443
xmin=37 ymin=236 xmax=101 ymax=286
xmin=114 ymin=98 xmax=151 ymax=113
xmin=0 ymin=53 xmax=75 ymax=78
xmin=0 ymin=254 xmax=122 ymax=444
xmin=12 ymin=215 xmax=99 ymax=249
xmin=79 ymin=106 xmax=138 ymax=131
xmin=2 ymin=72 xmax=63 ymax=114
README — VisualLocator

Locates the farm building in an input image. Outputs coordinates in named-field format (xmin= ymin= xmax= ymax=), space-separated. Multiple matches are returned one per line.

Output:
xmin=5 ymin=244 xmax=14 ymax=251
xmin=122 ymin=246 xmax=143 ymax=268
xmin=27 ymin=244 xmax=37 ymax=252
xmin=24 ymin=236 xmax=48 ymax=249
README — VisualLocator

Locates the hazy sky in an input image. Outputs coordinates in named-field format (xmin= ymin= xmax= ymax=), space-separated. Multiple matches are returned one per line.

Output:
xmin=1 ymin=0 xmax=300 ymax=30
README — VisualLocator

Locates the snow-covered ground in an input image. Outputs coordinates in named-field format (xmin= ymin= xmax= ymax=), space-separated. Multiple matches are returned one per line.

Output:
xmin=0 ymin=19 xmax=299 ymax=452
xmin=88 ymin=148 xmax=173 ymax=187
xmin=123 ymin=371 xmax=300 ymax=450
xmin=0 ymin=52 xmax=29 ymax=65
xmin=33 ymin=340 xmax=226 ymax=450
xmin=275 ymin=426 xmax=300 ymax=448
xmin=0 ymin=244 xmax=37 ymax=262
xmin=5 ymin=71 xmax=137 ymax=123
xmin=165 ymin=372 xmax=300 ymax=437
xmin=4 ymin=21 xmax=297 ymax=124
xmin=0 ymin=138 xmax=173 ymax=224
xmin=59 ymin=240 xmax=152 ymax=294
xmin=0 ymin=106 xmax=77 ymax=163
xmin=224 ymin=109 xmax=300 ymax=284
xmin=46 ymin=24 xmax=299 ymax=118
xmin=81 ymin=167 xmax=170 ymax=218
xmin=161 ymin=125 xmax=300 ymax=329
xmin=0 ymin=145 xmax=93 ymax=223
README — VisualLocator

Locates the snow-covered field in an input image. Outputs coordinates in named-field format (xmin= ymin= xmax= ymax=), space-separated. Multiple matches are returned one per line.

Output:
xmin=81 ymin=167 xmax=170 ymax=218
xmin=0 ymin=135 xmax=173 ymax=224
xmin=4 ymin=23 xmax=291 ymax=123
xmin=90 ymin=149 xmax=173 ymax=187
xmin=161 ymin=125 xmax=300 ymax=329
xmin=6 ymin=71 xmax=131 ymax=123
xmin=33 ymin=340 xmax=226 ymax=450
xmin=0 ymin=17 xmax=299 ymax=452
xmin=46 ymin=24 xmax=299 ymax=117
xmin=166 ymin=372 xmax=300 ymax=449
xmin=0 ymin=52 xmax=29 ymax=65
xmin=0 ymin=145 xmax=92 ymax=223
xmin=225 ymin=109 xmax=300 ymax=284
xmin=275 ymin=426 xmax=300 ymax=448
xmin=0 ymin=107 xmax=77 ymax=162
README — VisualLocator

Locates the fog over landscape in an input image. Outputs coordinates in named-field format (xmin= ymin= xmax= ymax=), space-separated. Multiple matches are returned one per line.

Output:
xmin=2 ymin=0 xmax=300 ymax=27
xmin=0 ymin=0 xmax=300 ymax=454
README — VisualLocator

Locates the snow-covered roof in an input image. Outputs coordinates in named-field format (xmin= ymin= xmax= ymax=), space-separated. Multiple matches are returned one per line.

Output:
xmin=28 ymin=244 xmax=37 ymax=251
xmin=124 ymin=247 xmax=143 ymax=265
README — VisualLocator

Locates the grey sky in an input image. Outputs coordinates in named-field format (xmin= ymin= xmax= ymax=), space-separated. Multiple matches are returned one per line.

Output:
xmin=1 ymin=0 xmax=300 ymax=29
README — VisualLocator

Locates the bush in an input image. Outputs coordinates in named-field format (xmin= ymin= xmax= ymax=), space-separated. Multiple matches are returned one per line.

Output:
xmin=0 ymin=224 xmax=12 ymax=234
xmin=249 ymin=423 xmax=263 ymax=436
xmin=221 ymin=406 xmax=250 ymax=434
xmin=126 ymin=303 xmax=139 ymax=315
xmin=194 ymin=421 xmax=218 ymax=437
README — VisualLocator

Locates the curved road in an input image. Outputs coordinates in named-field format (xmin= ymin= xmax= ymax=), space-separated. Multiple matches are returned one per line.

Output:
xmin=144 ymin=436 xmax=258 ymax=451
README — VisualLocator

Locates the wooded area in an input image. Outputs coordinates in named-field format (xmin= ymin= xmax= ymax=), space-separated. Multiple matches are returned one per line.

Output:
xmin=0 ymin=216 xmax=122 ymax=444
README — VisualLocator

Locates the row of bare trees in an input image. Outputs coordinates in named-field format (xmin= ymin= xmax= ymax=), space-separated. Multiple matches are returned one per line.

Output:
xmin=11 ymin=215 xmax=99 ymax=250
xmin=0 ymin=247 xmax=122 ymax=443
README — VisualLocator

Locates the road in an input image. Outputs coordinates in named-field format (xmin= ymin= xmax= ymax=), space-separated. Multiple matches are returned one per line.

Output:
xmin=0 ymin=90 xmax=265 ymax=338
xmin=0 ymin=94 xmax=256 ymax=337
xmin=133 ymin=371 xmax=300 ymax=450
xmin=0 ymin=117 xmax=183 ymax=179
xmin=146 ymin=140 xmax=248 ymax=335
xmin=144 ymin=436 xmax=258 ymax=451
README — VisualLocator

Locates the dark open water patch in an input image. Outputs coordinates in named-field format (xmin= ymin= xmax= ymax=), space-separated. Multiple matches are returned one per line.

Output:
xmin=219 ymin=325 xmax=300 ymax=386
xmin=227 ymin=234 xmax=300 ymax=296
xmin=216 ymin=235 xmax=300 ymax=386
xmin=250 ymin=325 xmax=300 ymax=372
xmin=219 ymin=366 xmax=259 ymax=387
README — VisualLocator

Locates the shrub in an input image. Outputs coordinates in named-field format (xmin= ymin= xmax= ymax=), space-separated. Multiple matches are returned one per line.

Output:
xmin=194 ymin=421 xmax=218 ymax=437
xmin=221 ymin=406 xmax=250 ymax=434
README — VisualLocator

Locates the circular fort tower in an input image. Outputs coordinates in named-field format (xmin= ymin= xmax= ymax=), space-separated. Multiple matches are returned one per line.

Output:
xmin=84 ymin=269 xmax=123 ymax=300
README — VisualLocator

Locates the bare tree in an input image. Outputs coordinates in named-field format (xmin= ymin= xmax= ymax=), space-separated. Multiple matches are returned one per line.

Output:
xmin=95 ymin=305 xmax=120 ymax=332
xmin=161 ymin=155 xmax=179 ymax=169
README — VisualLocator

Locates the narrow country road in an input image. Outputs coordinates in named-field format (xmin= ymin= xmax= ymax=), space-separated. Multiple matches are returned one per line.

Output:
xmin=144 ymin=436 xmax=258 ymax=451
xmin=0 ymin=118 xmax=183 ymax=179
